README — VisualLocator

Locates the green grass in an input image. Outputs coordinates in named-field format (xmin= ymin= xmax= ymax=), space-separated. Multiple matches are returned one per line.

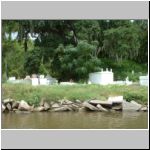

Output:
xmin=2 ymin=83 xmax=148 ymax=105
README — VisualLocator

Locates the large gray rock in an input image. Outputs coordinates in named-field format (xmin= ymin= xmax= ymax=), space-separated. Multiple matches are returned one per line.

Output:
xmin=18 ymin=100 xmax=31 ymax=111
xmin=39 ymin=99 xmax=45 ymax=106
xmin=108 ymin=96 xmax=123 ymax=103
xmin=12 ymin=101 xmax=20 ymax=109
xmin=97 ymin=104 xmax=108 ymax=112
xmin=2 ymin=104 xmax=6 ymax=112
xmin=75 ymin=100 xmax=82 ymax=104
xmin=50 ymin=101 xmax=55 ymax=105
xmin=34 ymin=106 xmax=45 ymax=112
xmin=30 ymin=105 xmax=35 ymax=112
xmin=89 ymin=100 xmax=112 ymax=106
xmin=3 ymin=98 xmax=14 ymax=104
xmin=61 ymin=99 xmax=73 ymax=105
xmin=69 ymin=104 xmax=79 ymax=111
xmin=44 ymin=102 xmax=50 ymax=110
xmin=112 ymin=103 xmax=122 ymax=111
xmin=140 ymin=106 xmax=148 ymax=112
xmin=6 ymin=103 xmax=12 ymax=111
xmin=71 ymin=104 xmax=80 ymax=108
xmin=130 ymin=100 xmax=142 ymax=109
xmin=51 ymin=103 xmax=60 ymax=108
xmin=79 ymin=107 xmax=86 ymax=112
xmin=3 ymin=99 xmax=10 ymax=104
xmin=123 ymin=100 xmax=142 ymax=111
xmin=12 ymin=108 xmax=18 ymax=112
xmin=52 ymin=106 xmax=72 ymax=112
xmin=83 ymin=101 xmax=99 ymax=111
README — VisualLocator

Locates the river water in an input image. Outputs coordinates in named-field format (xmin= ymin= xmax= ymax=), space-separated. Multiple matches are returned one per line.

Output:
xmin=2 ymin=111 xmax=148 ymax=129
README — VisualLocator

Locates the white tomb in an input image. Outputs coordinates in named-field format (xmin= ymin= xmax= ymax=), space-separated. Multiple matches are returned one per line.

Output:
xmin=125 ymin=76 xmax=133 ymax=85
xmin=139 ymin=75 xmax=148 ymax=86
xmin=112 ymin=81 xmax=125 ymax=85
xmin=8 ymin=77 xmax=16 ymax=81
xmin=89 ymin=69 xmax=114 ymax=85
xmin=39 ymin=75 xmax=48 ymax=85
xmin=7 ymin=77 xmax=16 ymax=84
xmin=39 ymin=75 xmax=44 ymax=79
xmin=31 ymin=78 xmax=39 ymax=86
xmin=40 ymin=78 xmax=48 ymax=85
xmin=60 ymin=82 xmax=76 ymax=85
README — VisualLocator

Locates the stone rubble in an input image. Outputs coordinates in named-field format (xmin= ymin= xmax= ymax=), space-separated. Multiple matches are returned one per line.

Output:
xmin=1 ymin=96 xmax=147 ymax=113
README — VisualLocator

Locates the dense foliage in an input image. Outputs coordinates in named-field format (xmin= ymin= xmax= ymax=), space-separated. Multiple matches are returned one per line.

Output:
xmin=2 ymin=20 xmax=148 ymax=82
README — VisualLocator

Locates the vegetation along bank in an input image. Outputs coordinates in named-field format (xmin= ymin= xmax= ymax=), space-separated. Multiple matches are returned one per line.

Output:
xmin=2 ymin=84 xmax=148 ymax=113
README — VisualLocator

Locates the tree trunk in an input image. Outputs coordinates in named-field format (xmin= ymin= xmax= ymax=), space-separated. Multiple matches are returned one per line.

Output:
xmin=72 ymin=30 xmax=78 ymax=46
xmin=116 ymin=54 xmax=119 ymax=62
xmin=24 ymin=32 xmax=28 ymax=52
xmin=68 ymin=22 xmax=78 ymax=46
xmin=5 ymin=59 xmax=8 ymax=80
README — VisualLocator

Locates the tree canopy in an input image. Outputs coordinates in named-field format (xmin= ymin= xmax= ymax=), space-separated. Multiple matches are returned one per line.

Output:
xmin=2 ymin=20 xmax=148 ymax=82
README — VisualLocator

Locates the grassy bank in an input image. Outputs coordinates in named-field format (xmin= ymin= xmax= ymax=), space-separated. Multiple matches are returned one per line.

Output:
xmin=2 ymin=83 xmax=148 ymax=105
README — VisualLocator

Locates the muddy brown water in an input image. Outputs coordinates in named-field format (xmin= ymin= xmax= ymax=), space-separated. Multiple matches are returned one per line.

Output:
xmin=2 ymin=111 xmax=148 ymax=129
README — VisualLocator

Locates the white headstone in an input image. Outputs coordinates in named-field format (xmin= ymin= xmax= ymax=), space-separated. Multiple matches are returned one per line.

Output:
xmin=125 ymin=76 xmax=129 ymax=82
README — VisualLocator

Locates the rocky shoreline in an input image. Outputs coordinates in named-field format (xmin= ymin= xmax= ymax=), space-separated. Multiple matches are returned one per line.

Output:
xmin=2 ymin=96 xmax=148 ymax=113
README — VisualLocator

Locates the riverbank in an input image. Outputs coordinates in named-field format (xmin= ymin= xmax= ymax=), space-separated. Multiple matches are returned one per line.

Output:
xmin=2 ymin=83 xmax=148 ymax=113
xmin=2 ymin=97 xmax=148 ymax=113
xmin=2 ymin=83 xmax=148 ymax=105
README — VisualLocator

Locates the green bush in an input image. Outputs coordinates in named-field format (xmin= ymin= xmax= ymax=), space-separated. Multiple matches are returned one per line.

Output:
xmin=101 ymin=59 xmax=147 ymax=81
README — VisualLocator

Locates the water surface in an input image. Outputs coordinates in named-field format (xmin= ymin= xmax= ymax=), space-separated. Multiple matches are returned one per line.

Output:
xmin=2 ymin=111 xmax=148 ymax=129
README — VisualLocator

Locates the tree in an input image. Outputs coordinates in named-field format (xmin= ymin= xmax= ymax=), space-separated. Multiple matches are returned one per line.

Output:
xmin=2 ymin=20 xmax=148 ymax=82
xmin=134 ymin=20 xmax=148 ymax=64
xmin=103 ymin=24 xmax=140 ymax=61
xmin=52 ymin=41 xmax=101 ymax=81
